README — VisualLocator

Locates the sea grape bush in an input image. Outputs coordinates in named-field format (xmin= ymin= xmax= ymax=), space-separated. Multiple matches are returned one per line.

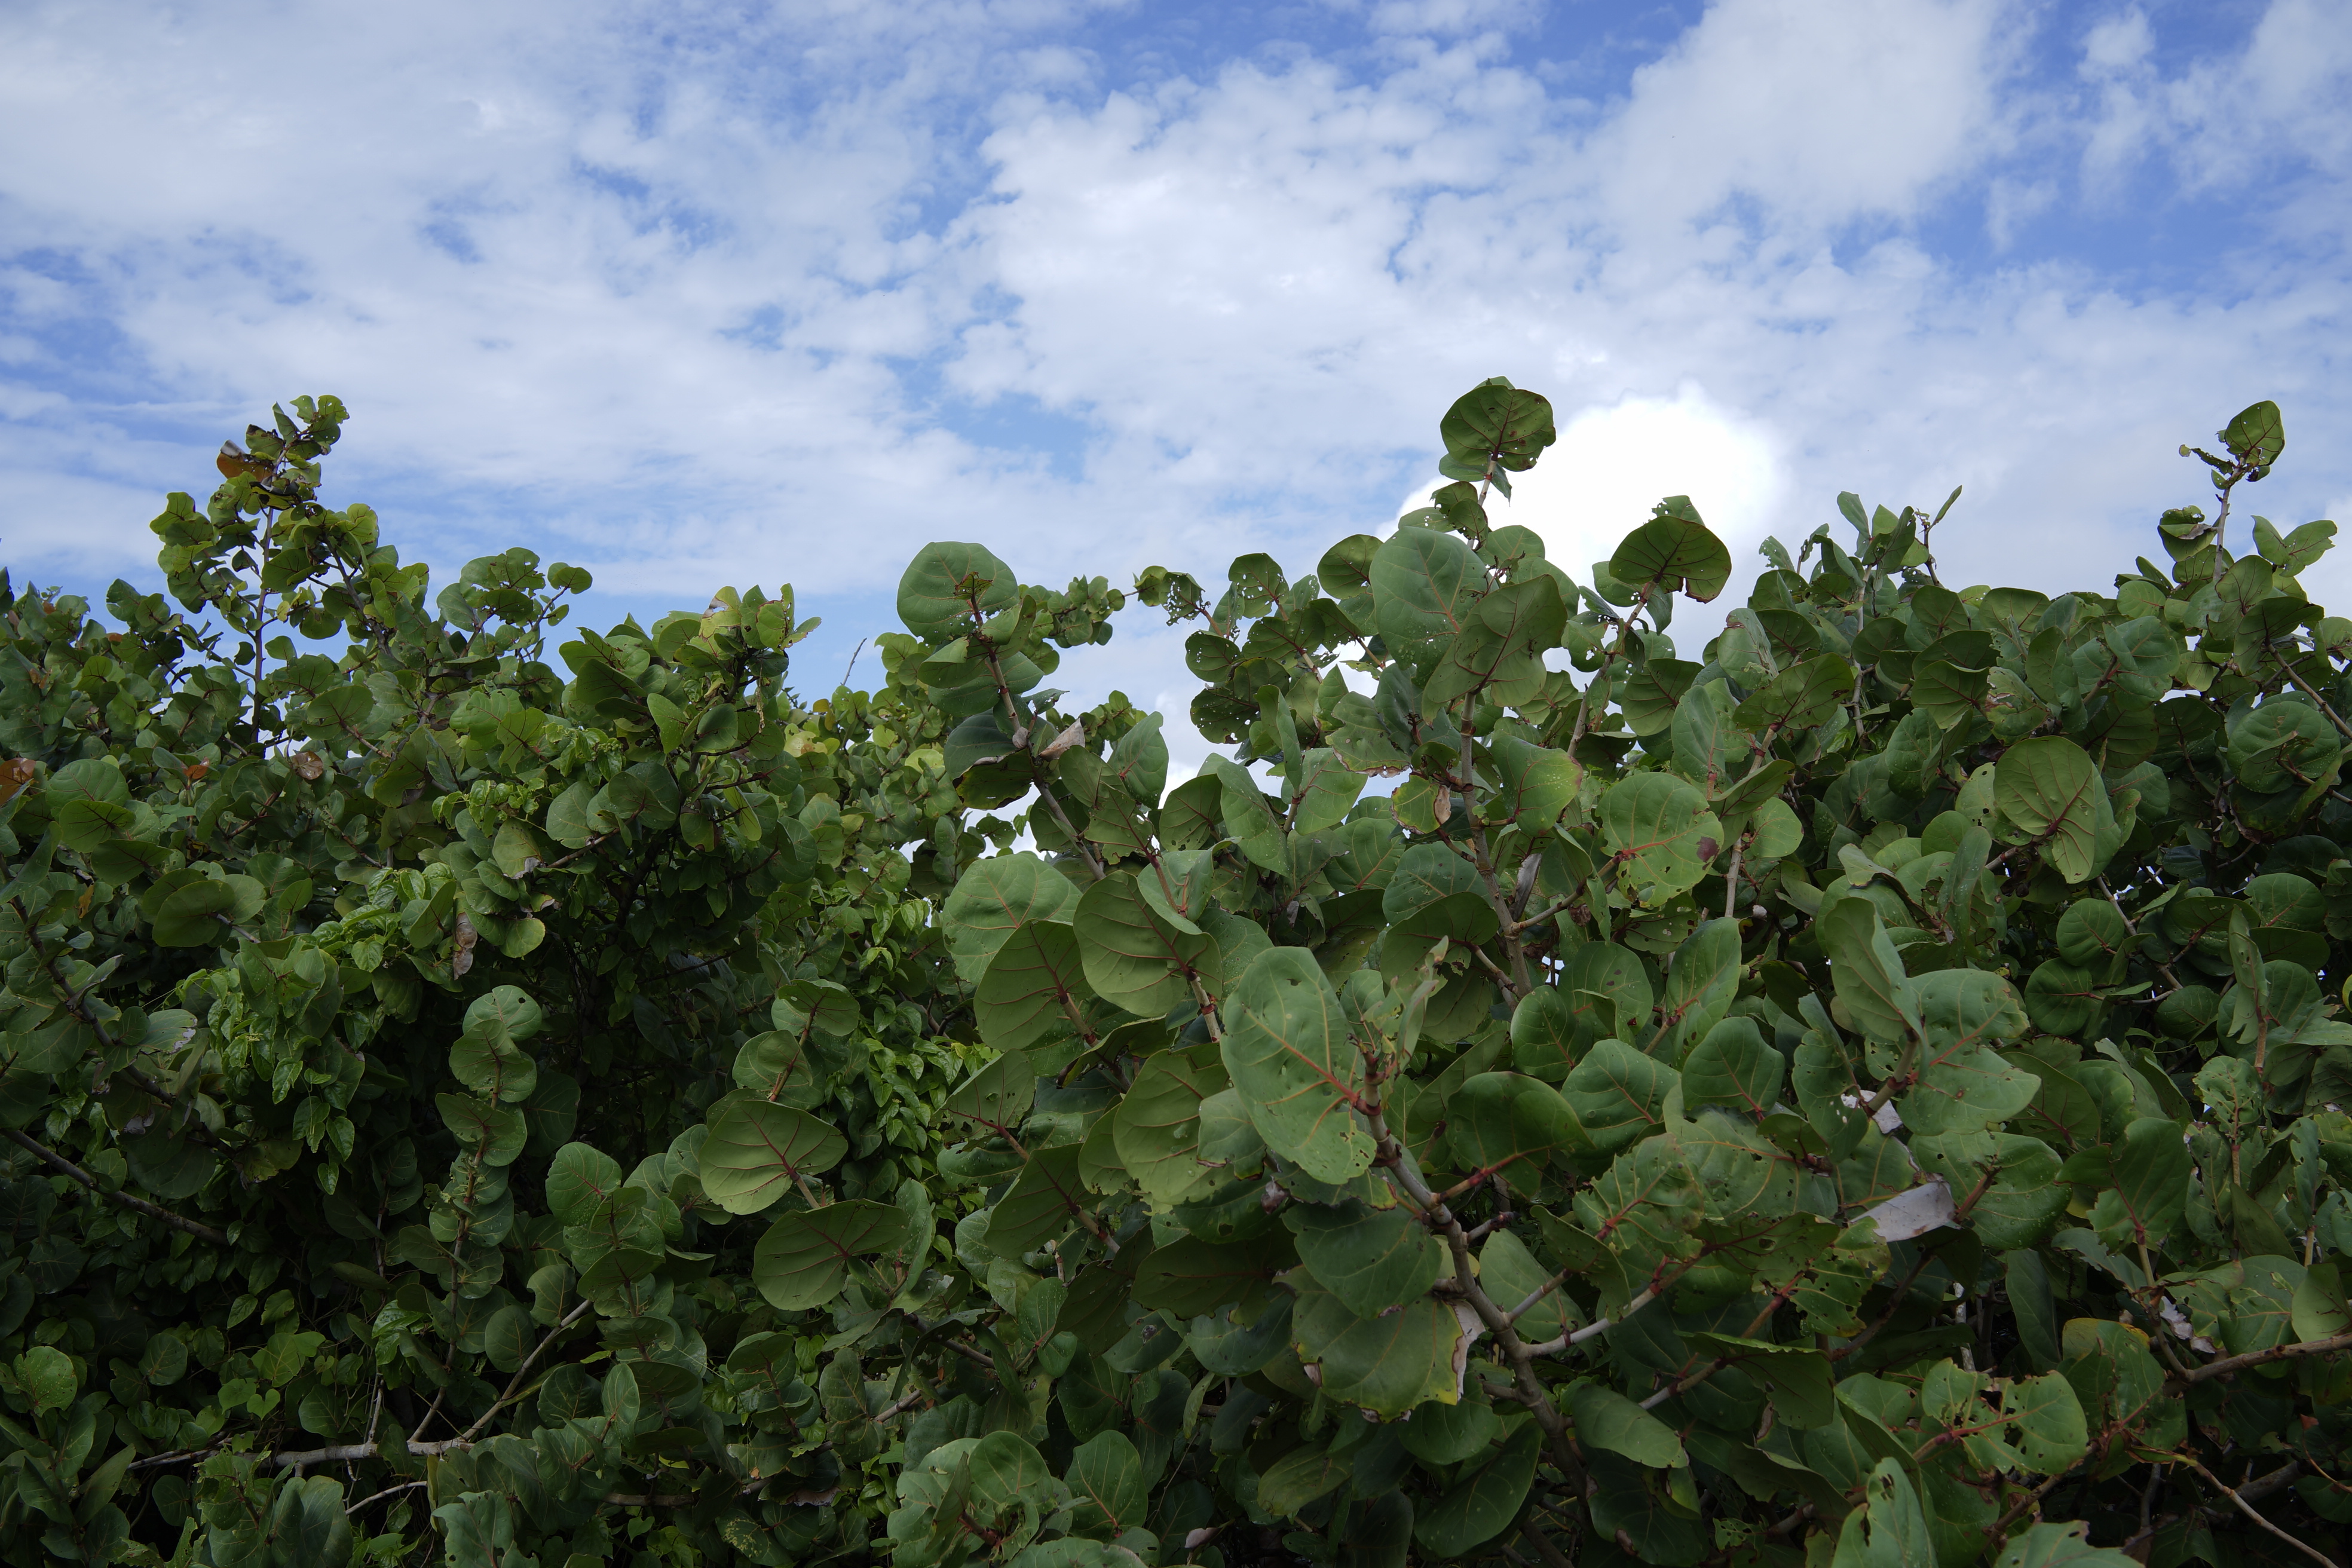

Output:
xmin=1 ymin=381 xmax=2349 ymax=1568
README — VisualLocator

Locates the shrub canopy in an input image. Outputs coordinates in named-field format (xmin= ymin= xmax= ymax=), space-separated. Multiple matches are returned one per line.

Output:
xmin=2 ymin=383 xmax=2350 ymax=1568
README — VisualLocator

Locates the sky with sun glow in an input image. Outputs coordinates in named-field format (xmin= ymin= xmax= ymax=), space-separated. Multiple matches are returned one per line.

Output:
xmin=2 ymin=0 xmax=2347 ymax=776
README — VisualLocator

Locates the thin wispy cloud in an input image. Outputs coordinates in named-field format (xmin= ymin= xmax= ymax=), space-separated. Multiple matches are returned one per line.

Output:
xmin=2 ymin=0 xmax=2347 ymax=762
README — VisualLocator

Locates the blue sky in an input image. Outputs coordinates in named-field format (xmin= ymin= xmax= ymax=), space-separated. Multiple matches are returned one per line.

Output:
xmin=1 ymin=0 xmax=2347 ymax=771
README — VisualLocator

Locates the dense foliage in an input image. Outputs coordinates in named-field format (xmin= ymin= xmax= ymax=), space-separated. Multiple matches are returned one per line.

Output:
xmin=2 ymin=381 xmax=2350 ymax=1568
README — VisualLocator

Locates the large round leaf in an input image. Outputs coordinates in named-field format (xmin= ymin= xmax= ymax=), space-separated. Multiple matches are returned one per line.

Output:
xmin=546 ymin=1142 xmax=623 ymax=1226
xmin=1370 ymin=527 xmax=1484 ymax=644
xmin=897 ymin=541 xmax=1017 ymax=638
xmin=1290 ymin=1279 xmax=1463 ymax=1417
xmin=1607 ymin=501 xmax=1733 ymax=602
xmin=1076 ymin=874 xmax=1212 ymax=1018
xmin=752 ymin=1202 xmax=911 ymax=1310
xmin=151 ymin=875 xmax=264 ymax=947
xmin=700 ymin=1098 xmax=849 ymax=1215
xmin=1682 ymin=1016 xmax=1784 ymax=1117
xmin=1063 ymin=1431 xmax=1148 ymax=1539
xmin=1600 ymin=773 xmax=1722 ymax=900
xmin=1993 ymin=736 xmax=2108 ymax=883
xmin=2227 ymin=700 xmax=2338 ymax=794
xmin=1219 ymin=950 xmax=1373 ymax=1184
xmin=1415 ymin=1424 xmax=1541 ymax=1557
xmin=1285 ymin=1197 xmax=1444 ymax=1319
xmin=942 ymin=853 xmax=1079 ymax=982
xmin=975 ymin=920 xmax=1096 ymax=1052
xmin=1732 ymin=656 xmax=1855 ymax=733
xmin=1111 ymin=1044 xmax=1227 ymax=1206
xmin=1439 ymin=379 xmax=1556 ymax=470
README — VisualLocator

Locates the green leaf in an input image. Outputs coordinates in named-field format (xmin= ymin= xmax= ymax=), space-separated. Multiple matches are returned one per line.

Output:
xmin=1489 ymin=735 xmax=1582 ymax=834
xmin=1220 ymin=949 xmax=1373 ymax=1184
xmin=1478 ymin=1227 xmax=1577 ymax=1342
xmin=438 ymin=1094 xmax=526 ymax=1166
xmin=2222 ymin=399 xmax=2285 ymax=467
xmin=1414 ymin=1424 xmax=1541 ymax=1557
xmin=942 ymin=853 xmax=1079 ymax=982
xmin=2054 ymin=899 xmax=2131 ymax=966
xmin=2227 ymin=701 xmax=2339 ymax=794
xmin=1902 ymin=970 xmax=2036 ymax=1134
xmin=1202 ymin=755 xmax=1287 ymax=873
xmin=1818 ymin=900 xmax=1918 ymax=1044
xmin=700 ymin=1099 xmax=849 ymax=1214
xmin=1439 ymin=379 xmax=1557 ymax=470
xmin=546 ymin=1142 xmax=624 ymax=1226
xmin=948 ymin=1051 xmax=1037 ymax=1138
xmin=2004 ymin=1371 xmax=2089 ymax=1474
xmin=1993 ymin=1522 xmax=2142 ymax=1568
xmin=1425 ymin=575 xmax=1565 ymax=707
xmin=1064 ymin=1431 xmax=1147 ymax=1538
xmin=449 ymin=1031 xmax=538 ymax=1107
xmin=1913 ymin=1133 xmax=2066 ymax=1251
xmin=1285 ymin=1197 xmax=1444 ymax=1318
xmin=482 ymin=1304 xmax=535 ymax=1374
xmin=1257 ymin=1441 xmax=1350 ymax=1521
xmin=1111 ymin=1043 xmax=1227 ymax=1206
xmin=1601 ymin=772 xmax=1723 ymax=900
xmin=1844 ymin=1457 xmax=1937 ymax=1568
xmin=752 ymin=1201 xmax=911 ymax=1310
xmin=1398 ymin=1398 xmax=1501 ymax=1465
xmin=1569 ymin=1381 xmax=1686 ymax=1467
xmin=1682 ymin=1017 xmax=1783 ymax=1116
xmin=1995 ymin=736 xmax=2110 ymax=883
xmin=899 ymin=541 xmax=1018 ymax=638
xmin=1075 ymin=873 xmax=1213 ymax=1017
xmin=1573 ymin=1132 xmax=1704 ymax=1284
xmin=1654 ymin=917 xmax=1743 ymax=1056
xmin=1371 ymin=526 xmax=1486 ymax=644
xmin=1447 ymin=1071 xmax=1587 ymax=1174
xmin=983 ymin=1146 xmax=1090 ymax=1258
xmin=151 ymin=874 xmax=264 ymax=947
xmin=1609 ymin=502 xmax=1734 ymax=602
xmin=1684 ymin=1333 xmax=1834 ymax=1428
xmin=1563 ymin=1039 xmax=1678 ymax=1157
xmin=975 ymin=918 xmax=1096 ymax=1052
xmin=2090 ymin=1117 xmax=2192 ymax=1251
xmin=13 ymin=1345 xmax=75 ymax=1412
xmin=1133 ymin=1235 xmax=1294 ymax=1317
xmin=1291 ymin=1281 xmax=1463 ymax=1417
xmin=967 ymin=1429 xmax=1054 ymax=1519
xmin=1509 ymin=985 xmax=1578 ymax=1080
xmin=1382 ymin=843 xmax=1499 ymax=944
xmin=1734 ymin=656 xmax=1855 ymax=732
xmin=1290 ymin=749 xmax=1367 ymax=833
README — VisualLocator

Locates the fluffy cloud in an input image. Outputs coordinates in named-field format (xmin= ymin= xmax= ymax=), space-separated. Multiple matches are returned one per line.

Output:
xmin=0 ymin=0 xmax=2344 ymax=702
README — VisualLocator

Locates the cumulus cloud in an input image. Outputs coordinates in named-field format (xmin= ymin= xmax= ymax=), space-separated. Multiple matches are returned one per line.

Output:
xmin=0 ymin=0 xmax=2343 ymax=709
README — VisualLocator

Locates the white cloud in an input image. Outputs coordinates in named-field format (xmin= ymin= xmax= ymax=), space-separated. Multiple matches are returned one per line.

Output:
xmin=1597 ymin=0 xmax=2014 ymax=234
xmin=0 ymin=0 xmax=2342 ymax=721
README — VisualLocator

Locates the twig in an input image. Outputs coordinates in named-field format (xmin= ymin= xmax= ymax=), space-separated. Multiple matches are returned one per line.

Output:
xmin=345 ymin=1480 xmax=427 ymax=1517
xmin=1518 ymin=1522 xmax=1577 ymax=1568
xmin=2182 ymin=1456 xmax=2336 ymax=1568
xmin=455 ymin=1297 xmax=596 ymax=1444
xmin=3 ymin=1128 xmax=228 ymax=1246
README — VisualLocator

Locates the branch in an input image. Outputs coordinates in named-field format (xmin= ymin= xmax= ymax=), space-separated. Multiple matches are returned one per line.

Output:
xmin=2182 ymin=1456 xmax=2336 ymax=1568
xmin=2173 ymin=1329 xmax=2352 ymax=1386
xmin=456 ymin=1297 xmax=596 ymax=1444
xmin=3 ymin=1128 xmax=228 ymax=1246
xmin=1369 ymin=1108 xmax=1587 ymax=1494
